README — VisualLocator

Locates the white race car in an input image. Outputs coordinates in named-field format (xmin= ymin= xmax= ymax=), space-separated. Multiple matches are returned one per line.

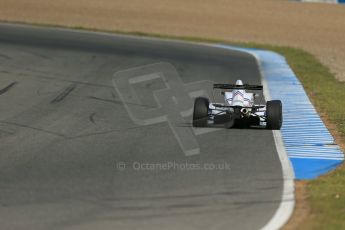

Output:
xmin=192 ymin=80 xmax=282 ymax=130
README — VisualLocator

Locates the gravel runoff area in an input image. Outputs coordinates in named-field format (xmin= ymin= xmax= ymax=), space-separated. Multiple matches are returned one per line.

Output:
xmin=0 ymin=0 xmax=345 ymax=81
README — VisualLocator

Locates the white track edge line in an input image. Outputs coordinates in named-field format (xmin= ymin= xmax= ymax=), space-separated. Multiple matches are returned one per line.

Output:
xmin=226 ymin=48 xmax=295 ymax=230
xmin=256 ymin=53 xmax=295 ymax=230
xmin=213 ymin=45 xmax=295 ymax=230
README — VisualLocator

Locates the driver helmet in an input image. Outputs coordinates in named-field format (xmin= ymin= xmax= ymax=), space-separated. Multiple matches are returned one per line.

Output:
xmin=235 ymin=79 xmax=243 ymax=86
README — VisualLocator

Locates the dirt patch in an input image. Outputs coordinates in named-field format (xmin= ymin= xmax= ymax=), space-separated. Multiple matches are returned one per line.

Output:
xmin=0 ymin=0 xmax=345 ymax=81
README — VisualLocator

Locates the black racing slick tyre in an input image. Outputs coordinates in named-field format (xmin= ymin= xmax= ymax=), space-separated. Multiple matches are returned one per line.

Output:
xmin=266 ymin=100 xmax=283 ymax=130
xmin=192 ymin=97 xmax=209 ymax=127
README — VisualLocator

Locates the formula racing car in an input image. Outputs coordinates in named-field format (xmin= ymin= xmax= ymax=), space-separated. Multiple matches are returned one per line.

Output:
xmin=192 ymin=80 xmax=282 ymax=130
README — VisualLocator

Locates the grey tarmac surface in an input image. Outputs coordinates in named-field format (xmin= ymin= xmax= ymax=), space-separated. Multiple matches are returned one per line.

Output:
xmin=0 ymin=23 xmax=283 ymax=230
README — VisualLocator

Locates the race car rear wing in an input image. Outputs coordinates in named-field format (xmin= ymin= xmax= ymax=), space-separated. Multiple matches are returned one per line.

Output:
xmin=213 ymin=84 xmax=263 ymax=90
xmin=212 ymin=103 xmax=265 ymax=109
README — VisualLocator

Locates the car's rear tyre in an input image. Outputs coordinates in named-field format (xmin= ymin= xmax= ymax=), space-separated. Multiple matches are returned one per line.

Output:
xmin=193 ymin=97 xmax=209 ymax=127
xmin=266 ymin=100 xmax=282 ymax=130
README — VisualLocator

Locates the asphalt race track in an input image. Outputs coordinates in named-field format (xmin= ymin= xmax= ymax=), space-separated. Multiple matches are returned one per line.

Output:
xmin=0 ymin=24 xmax=283 ymax=230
